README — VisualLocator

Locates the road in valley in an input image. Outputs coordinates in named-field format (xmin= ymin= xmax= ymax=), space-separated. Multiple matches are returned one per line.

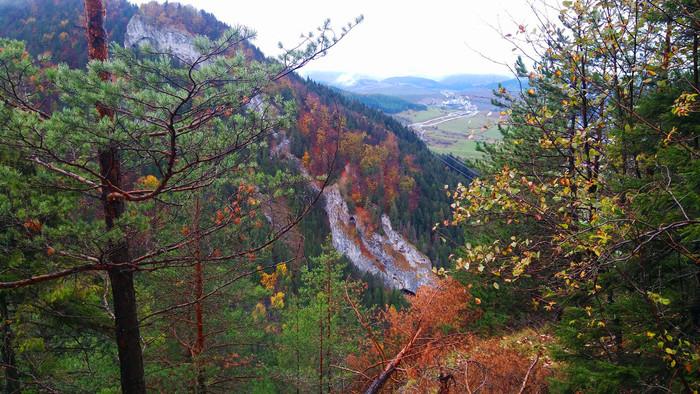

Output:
xmin=409 ymin=109 xmax=477 ymax=141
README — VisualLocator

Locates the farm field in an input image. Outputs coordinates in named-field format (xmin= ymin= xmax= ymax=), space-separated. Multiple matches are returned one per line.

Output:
xmin=399 ymin=107 xmax=450 ymax=123
xmin=397 ymin=109 xmax=503 ymax=160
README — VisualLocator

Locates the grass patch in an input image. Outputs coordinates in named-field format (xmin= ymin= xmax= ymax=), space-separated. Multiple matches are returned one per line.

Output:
xmin=429 ymin=140 xmax=485 ymax=160
xmin=399 ymin=108 xmax=502 ymax=160
xmin=398 ymin=108 xmax=449 ymax=123
xmin=439 ymin=114 xmax=503 ymax=141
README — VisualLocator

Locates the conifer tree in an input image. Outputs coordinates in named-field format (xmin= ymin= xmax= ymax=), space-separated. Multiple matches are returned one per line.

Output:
xmin=446 ymin=0 xmax=700 ymax=390
xmin=0 ymin=1 xmax=359 ymax=391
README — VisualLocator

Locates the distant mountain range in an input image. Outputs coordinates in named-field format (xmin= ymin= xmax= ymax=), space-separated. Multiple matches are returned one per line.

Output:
xmin=304 ymin=71 xmax=513 ymax=88
xmin=303 ymin=71 xmax=526 ymax=110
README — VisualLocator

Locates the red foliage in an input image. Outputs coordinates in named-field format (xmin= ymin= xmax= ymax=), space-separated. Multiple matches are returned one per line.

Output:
xmin=345 ymin=278 xmax=551 ymax=392
xmin=346 ymin=278 xmax=478 ymax=391
xmin=289 ymin=82 xmax=421 ymax=228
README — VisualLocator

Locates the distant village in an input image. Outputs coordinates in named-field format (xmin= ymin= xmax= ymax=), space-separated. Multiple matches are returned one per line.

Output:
xmin=407 ymin=91 xmax=482 ymax=143
xmin=439 ymin=90 xmax=478 ymax=113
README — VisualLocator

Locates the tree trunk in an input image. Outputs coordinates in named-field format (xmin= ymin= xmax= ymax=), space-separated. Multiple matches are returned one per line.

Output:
xmin=194 ymin=197 xmax=206 ymax=393
xmin=694 ymin=32 xmax=699 ymax=149
xmin=365 ymin=326 xmax=422 ymax=394
xmin=0 ymin=292 xmax=20 ymax=394
xmin=100 ymin=146 xmax=145 ymax=393
xmin=694 ymin=33 xmax=698 ymax=93
xmin=108 ymin=255 xmax=146 ymax=394
xmin=326 ymin=256 xmax=332 ymax=393
xmin=86 ymin=1 xmax=146 ymax=392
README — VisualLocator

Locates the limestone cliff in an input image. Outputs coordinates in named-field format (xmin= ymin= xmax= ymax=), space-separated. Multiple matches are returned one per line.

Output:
xmin=124 ymin=14 xmax=201 ymax=63
xmin=323 ymin=184 xmax=434 ymax=293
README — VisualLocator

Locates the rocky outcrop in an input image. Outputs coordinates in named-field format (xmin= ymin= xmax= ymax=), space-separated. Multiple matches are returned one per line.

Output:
xmin=124 ymin=14 xmax=201 ymax=63
xmin=324 ymin=184 xmax=434 ymax=293
xmin=270 ymin=135 xmax=435 ymax=293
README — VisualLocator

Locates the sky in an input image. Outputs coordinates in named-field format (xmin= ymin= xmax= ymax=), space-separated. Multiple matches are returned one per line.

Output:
xmin=129 ymin=0 xmax=556 ymax=80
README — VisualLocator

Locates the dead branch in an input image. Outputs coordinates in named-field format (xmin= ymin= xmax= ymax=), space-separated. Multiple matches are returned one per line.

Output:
xmin=518 ymin=353 xmax=540 ymax=394
xmin=345 ymin=276 xmax=387 ymax=364
xmin=364 ymin=323 xmax=423 ymax=394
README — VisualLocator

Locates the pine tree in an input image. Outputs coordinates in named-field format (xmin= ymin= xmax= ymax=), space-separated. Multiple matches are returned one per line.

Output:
xmin=0 ymin=1 xmax=359 ymax=391
xmin=275 ymin=245 xmax=366 ymax=392
xmin=446 ymin=0 xmax=700 ymax=390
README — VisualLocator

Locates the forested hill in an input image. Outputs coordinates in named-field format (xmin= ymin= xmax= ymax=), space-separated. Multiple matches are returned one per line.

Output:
xmin=0 ymin=0 xmax=465 ymax=277
xmin=3 ymin=0 xmax=698 ymax=392
xmin=0 ymin=0 xmax=475 ymax=391
xmin=0 ymin=0 xmax=137 ymax=68
xmin=0 ymin=0 xmax=235 ymax=69
xmin=329 ymin=87 xmax=428 ymax=114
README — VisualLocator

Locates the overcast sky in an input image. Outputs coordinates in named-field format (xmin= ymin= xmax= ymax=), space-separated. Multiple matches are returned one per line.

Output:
xmin=129 ymin=0 xmax=555 ymax=80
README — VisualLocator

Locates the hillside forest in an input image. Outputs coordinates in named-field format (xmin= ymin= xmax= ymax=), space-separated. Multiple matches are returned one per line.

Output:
xmin=0 ymin=0 xmax=699 ymax=393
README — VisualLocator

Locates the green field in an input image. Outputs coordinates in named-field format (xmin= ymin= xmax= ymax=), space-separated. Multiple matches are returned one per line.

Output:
xmin=399 ymin=107 xmax=450 ymax=123
xmin=438 ymin=115 xmax=502 ymax=141
xmin=428 ymin=139 xmax=484 ymax=160
xmin=397 ymin=109 xmax=503 ymax=160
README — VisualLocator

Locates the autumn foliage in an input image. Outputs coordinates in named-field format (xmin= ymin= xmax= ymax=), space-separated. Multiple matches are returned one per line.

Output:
xmin=290 ymin=87 xmax=422 ymax=218
xmin=345 ymin=278 xmax=550 ymax=392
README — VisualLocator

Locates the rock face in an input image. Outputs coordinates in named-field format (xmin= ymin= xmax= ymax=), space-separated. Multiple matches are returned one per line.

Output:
xmin=124 ymin=14 xmax=201 ymax=63
xmin=324 ymin=184 xmax=435 ymax=293
xmin=270 ymin=135 xmax=435 ymax=293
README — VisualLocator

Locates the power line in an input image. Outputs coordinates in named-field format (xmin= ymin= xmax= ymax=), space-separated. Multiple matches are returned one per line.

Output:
xmin=431 ymin=152 xmax=480 ymax=181
xmin=443 ymin=154 xmax=478 ymax=175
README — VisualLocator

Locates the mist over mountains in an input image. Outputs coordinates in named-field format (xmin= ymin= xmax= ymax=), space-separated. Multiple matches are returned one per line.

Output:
xmin=303 ymin=71 xmax=524 ymax=109
xmin=304 ymin=71 xmax=514 ymax=91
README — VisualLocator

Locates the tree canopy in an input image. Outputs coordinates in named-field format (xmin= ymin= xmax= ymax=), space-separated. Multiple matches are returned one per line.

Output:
xmin=444 ymin=0 xmax=700 ymax=390
xmin=0 ymin=0 xmax=359 ymax=391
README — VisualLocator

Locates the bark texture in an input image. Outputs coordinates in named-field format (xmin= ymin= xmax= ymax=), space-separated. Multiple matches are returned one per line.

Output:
xmin=86 ymin=1 xmax=146 ymax=392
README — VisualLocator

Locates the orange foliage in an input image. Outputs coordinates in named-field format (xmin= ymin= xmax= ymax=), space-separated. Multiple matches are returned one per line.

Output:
xmin=23 ymin=219 xmax=42 ymax=234
xmin=298 ymin=113 xmax=313 ymax=136
xmin=213 ymin=210 xmax=224 ymax=225
xmin=345 ymin=278 xmax=550 ymax=392
xmin=347 ymin=278 xmax=477 ymax=389
xmin=383 ymin=167 xmax=399 ymax=203
xmin=402 ymin=154 xmax=422 ymax=173
xmin=398 ymin=334 xmax=552 ymax=393
xmin=386 ymin=277 xmax=477 ymax=343
xmin=291 ymin=81 xmax=421 ymax=226
xmin=351 ymin=189 xmax=363 ymax=205
xmin=260 ymin=271 xmax=277 ymax=291
xmin=340 ymin=131 xmax=366 ymax=162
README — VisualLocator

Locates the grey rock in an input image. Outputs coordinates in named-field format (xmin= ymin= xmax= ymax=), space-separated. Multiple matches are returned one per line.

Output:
xmin=324 ymin=184 xmax=434 ymax=293
xmin=124 ymin=14 xmax=201 ymax=64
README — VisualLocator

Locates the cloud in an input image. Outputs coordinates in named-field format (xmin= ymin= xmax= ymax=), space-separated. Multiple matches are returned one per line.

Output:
xmin=334 ymin=73 xmax=359 ymax=87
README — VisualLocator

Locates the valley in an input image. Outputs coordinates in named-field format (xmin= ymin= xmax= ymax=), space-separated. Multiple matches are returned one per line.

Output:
xmin=306 ymin=71 xmax=507 ymax=159
xmin=397 ymin=108 xmax=502 ymax=159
